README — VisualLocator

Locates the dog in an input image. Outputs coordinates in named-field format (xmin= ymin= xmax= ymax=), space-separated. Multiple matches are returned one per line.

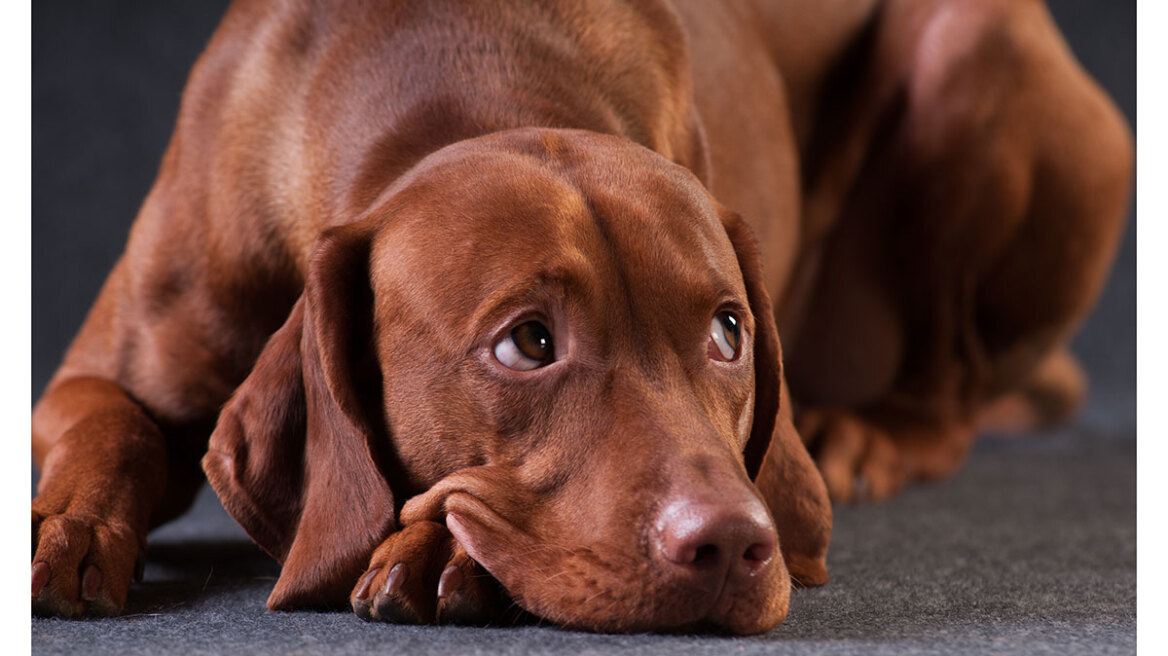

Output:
xmin=32 ymin=0 xmax=1131 ymax=634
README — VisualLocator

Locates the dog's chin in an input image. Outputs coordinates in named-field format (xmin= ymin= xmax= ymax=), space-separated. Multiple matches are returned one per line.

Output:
xmin=704 ymin=569 xmax=790 ymax=636
xmin=443 ymin=501 xmax=789 ymax=635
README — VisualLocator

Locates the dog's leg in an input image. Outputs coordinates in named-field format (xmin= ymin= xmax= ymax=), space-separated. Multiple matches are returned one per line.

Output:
xmin=30 ymin=282 xmax=210 ymax=611
xmin=800 ymin=350 xmax=1087 ymax=501
xmin=31 ymin=260 xmax=222 ymax=615
xmin=32 ymin=377 xmax=170 ymax=616
xmin=787 ymin=0 xmax=1131 ymax=502
xmin=32 ymin=231 xmax=285 ymax=614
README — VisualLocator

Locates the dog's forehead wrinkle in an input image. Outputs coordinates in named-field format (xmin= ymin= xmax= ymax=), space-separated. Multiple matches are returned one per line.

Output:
xmin=466 ymin=260 xmax=597 ymax=333
xmin=571 ymin=202 xmax=736 ymax=366
xmin=581 ymin=188 xmax=744 ymax=317
xmin=379 ymin=137 xmax=742 ymax=342
xmin=371 ymin=267 xmax=480 ymax=362
xmin=369 ymin=183 xmax=604 ymax=331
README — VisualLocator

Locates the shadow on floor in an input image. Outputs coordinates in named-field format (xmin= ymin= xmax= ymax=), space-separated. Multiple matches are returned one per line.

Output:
xmin=119 ymin=539 xmax=281 ymax=617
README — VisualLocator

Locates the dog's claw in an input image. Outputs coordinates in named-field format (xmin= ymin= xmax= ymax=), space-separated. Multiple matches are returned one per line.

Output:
xmin=852 ymin=474 xmax=870 ymax=503
xmin=354 ymin=568 xmax=379 ymax=602
xmin=351 ymin=520 xmax=508 ymax=626
xmin=384 ymin=563 xmax=407 ymax=597
xmin=374 ymin=562 xmax=425 ymax=624
xmin=352 ymin=568 xmax=379 ymax=621
xmin=437 ymin=565 xmax=462 ymax=599
xmin=31 ymin=562 xmax=50 ymax=597
xmin=81 ymin=566 xmax=102 ymax=601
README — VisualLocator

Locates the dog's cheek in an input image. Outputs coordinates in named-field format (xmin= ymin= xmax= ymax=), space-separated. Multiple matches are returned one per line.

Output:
xmin=384 ymin=383 xmax=490 ymax=490
xmin=736 ymin=389 xmax=755 ymax=450
xmin=444 ymin=505 xmax=583 ymax=624
xmin=697 ymin=379 xmax=756 ymax=455
xmin=444 ymin=512 xmax=537 ymax=610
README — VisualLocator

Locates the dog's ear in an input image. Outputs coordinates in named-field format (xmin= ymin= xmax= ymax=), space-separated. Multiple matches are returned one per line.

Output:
xmin=203 ymin=219 xmax=395 ymax=609
xmin=720 ymin=208 xmax=832 ymax=586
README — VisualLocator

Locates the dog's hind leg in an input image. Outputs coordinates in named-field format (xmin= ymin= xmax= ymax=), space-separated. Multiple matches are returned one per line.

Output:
xmin=976 ymin=348 xmax=1087 ymax=434
xmin=785 ymin=0 xmax=1131 ymax=502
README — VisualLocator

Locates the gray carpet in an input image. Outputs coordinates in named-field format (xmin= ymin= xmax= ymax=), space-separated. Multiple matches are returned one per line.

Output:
xmin=30 ymin=424 xmax=1135 ymax=655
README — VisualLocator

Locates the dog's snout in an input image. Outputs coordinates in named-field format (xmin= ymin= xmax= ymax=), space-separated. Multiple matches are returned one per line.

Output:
xmin=653 ymin=495 xmax=778 ymax=590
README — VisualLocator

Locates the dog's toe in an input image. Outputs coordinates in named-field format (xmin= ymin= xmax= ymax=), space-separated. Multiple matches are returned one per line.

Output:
xmin=31 ymin=509 xmax=139 ymax=617
xmin=351 ymin=520 xmax=507 ymax=625
xmin=802 ymin=411 xmax=907 ymax=503
xmin=802 ymin=408 xmax=974 ymax=503
xmin=372 ymin=561 xmax=431 ymax=624
xmin=350 ymin=567 xmax=380 ymax=620
xmin=854 ymin=429 xmax=904 ymax=501
xmin=436 ymin=544 xmax=507 ymax=625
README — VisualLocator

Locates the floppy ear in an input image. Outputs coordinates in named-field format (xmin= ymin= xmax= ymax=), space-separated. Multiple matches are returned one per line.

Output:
xmin=202 ymin=220 xmax=396 ymax=609
xmin=720 ymin=209 xmax=832 ymax=586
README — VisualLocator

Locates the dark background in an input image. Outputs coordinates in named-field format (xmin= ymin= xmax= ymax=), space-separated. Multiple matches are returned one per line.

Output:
xmin=31 ymin=1 xmax=1136 ymax=428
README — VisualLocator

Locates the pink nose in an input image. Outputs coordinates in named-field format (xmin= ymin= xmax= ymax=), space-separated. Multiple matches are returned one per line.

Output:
xmin=654 ymin=496 xmax=778 ymax=590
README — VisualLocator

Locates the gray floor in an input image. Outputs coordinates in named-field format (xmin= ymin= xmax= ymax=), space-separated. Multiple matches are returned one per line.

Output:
xmin=31 ymin=424 xmax=1135 ymax=656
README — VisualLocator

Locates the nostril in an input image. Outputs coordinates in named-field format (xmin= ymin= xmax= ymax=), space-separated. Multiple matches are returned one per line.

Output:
xmin=693 ymin=544 xmax=719 ymax=566
xmin=742 ymin=540 xmax=775 ymax=568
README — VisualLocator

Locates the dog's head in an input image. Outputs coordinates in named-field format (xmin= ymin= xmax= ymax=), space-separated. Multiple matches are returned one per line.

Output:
xmin=204 ymin=128 xmax=830 ymax=634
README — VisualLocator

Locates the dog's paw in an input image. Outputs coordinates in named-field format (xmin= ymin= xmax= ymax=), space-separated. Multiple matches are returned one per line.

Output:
xmin=31 ymin=502 xmax=143 ymax=617
xmin=799 ymin=409 xmax=975 ymax=503
xmin=350 ymin=520 xmax=507 ymax=626
xmin=799 ymin=410 xmax=907 ymax=503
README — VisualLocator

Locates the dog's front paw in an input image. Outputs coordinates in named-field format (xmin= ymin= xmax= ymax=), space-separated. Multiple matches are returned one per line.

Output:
xmin=350 ymin=520 xmax=507 ymax=626
xmin=31 ymin=501 xmax=143 ymax=617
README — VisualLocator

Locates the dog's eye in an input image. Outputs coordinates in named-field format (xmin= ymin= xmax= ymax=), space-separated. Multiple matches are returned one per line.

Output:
xmin=494 ymin=321 xmax=555 ymax=371
xmin=708 ymin=311 xmax=741 ymax=362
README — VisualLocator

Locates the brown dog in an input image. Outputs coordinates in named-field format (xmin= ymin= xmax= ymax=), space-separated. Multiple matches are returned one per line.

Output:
xmin=31 ymin=0 xmax=1130 ymax=635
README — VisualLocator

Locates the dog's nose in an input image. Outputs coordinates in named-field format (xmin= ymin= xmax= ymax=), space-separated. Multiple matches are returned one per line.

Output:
xmin=653 ymin=495 xmax=778 ymax=590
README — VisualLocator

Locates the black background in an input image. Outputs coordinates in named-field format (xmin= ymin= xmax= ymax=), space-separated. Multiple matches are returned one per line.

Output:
xmin=31 ymin=0 xmax=1136 ymax=425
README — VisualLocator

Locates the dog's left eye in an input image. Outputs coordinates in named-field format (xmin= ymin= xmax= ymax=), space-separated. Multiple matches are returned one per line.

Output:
xmin=494 ymin=321 xmax=555 ymax=371
xmin=708 ymin=311 xmax=742 ymax=362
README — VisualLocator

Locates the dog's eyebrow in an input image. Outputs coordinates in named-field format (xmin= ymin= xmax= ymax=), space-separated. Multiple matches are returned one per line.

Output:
xmin=466 ymin=263 xmax=598 ymax=337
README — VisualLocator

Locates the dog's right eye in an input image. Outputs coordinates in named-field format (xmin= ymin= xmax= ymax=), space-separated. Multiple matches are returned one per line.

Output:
xmin=494 ymin=321 xmax=555 ymax=371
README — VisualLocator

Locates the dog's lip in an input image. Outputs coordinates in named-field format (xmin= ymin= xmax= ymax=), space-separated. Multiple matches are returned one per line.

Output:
xmin=399 ymin=465 xmax=513 ymax=525
xmin=440 ymin=492 xmax=535 ymax=592
xmin=442 ymin=491 xmax=516 ymax=539
xmin=445 ymin=509 xmax=492 ymax=569
xmin=400 ymin=481 xmax=524 ymax=566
